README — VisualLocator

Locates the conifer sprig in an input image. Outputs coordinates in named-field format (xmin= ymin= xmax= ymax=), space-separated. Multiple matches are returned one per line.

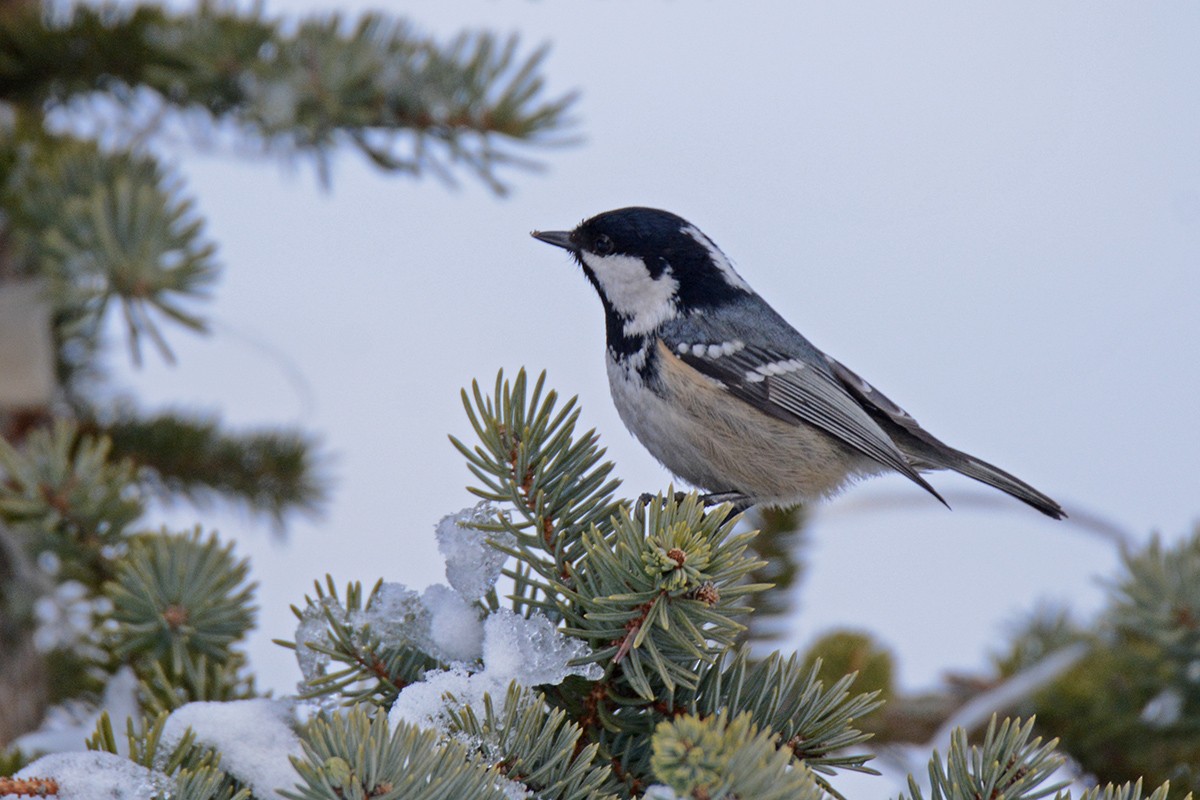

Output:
xmin=104 ymin=528 xmax=256 ymax=675
xmin=905 ymin=717 xmax=1177 ymax=800
xmin=901 ymin=717 xmax=1066 ymax=800
xmin=650 ymin=710 xmax=825 ymax=800
xmin=564 ymin=493 xmax=768 ymax=700
xmin=451 ymin=369 xmax=622 ymax=612
xmin=1110 ymin=530 xmax=1200 ymax=666
xmin=137 ymin=653 xmax=258 ymax=714
xmin=87 ymin=711 xmax=212 ymax=779
xmin=0 ymin=3 xmax=578 ymax=192
xmin=86 ymin=711 xmax=251 ymax=800
xmin=0 ymin=420 xmax=143 ymax=584
xmin=279 ymin=578 xmax=444 ymax=707
xmin=1064 ymin=780 xmax=1177 ymax=800
xmin=282 ymin=706 xmax=515 ymax=800
xmin=4 ymin=140 xmax=217 ymax=366
xmin=447 ymin=683 xmax=621 ymax=800
xmin=690 ymin=649 xmax=882 ymax=780
xmin=1022 ymin=528 xmax=1200 ymax=792
xmin=166 ymin=768 xmax=254 ymax=800
xmin=96 ymin=410 xmax=327 ymax=526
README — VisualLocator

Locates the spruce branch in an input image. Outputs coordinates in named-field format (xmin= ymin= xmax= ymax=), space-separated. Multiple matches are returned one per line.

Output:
xmin=1024 ymin=528 xmax=1200 ymax=792
xmin=103 ymin=527 xmax=257 ymax=675
xmin=563 ymin=493 xmax=768 ymax=701
xmin=0 ymin=5 xmax=186 ymax=104
xmin=450 ymin=374 xmax=767 ymax=689
xmin=279 ymin=578 xmax=444 ymax=707
xmin=649 ymin=710 xmax=825 ymax=800
xmin=165 ymin=768 xmax=254 ymax=800
xmin=282 ymin=706 xmax=516 ymax=800
xmin=450 ymin=368 xmax=868 ymax=794
xmin=1110 ymin=528 xmax=1200 ymax=667
xmin=87 ymin=710 xmax=213 ymax=777
xmin=447 ymin=683 xmax=621 ymax=800
xmin=900 ymin=717 xmax=1066 ymax=800
xmin=86 ymin=711 xmax=253 ymax=800
xmin=0 ymin=3 xmax=578 ymax=192
xmin=137 ymin=652 xmax=258 ymax=714
xmin=0 ymin=419 xmax=144 ymax=584
xmin=690 ymin=648 xmax=882 ymax=783
xmin=93 ymin=410 xmax=327 ymax=527
xmin=1064 ymin=780 xmax=1177 ymax=800
xmin=3 ymin=137 xmax=218 ymax=366
xmin=450 ymin=368 xmax=622 ymax=612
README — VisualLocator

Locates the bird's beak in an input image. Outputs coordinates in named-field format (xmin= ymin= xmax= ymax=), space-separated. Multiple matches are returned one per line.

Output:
xmin=531 ymin=230 xmax=576 ymax=251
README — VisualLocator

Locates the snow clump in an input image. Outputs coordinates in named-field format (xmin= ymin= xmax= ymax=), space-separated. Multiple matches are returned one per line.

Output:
xmin=436 ymin=502 xmax=514 ymax=600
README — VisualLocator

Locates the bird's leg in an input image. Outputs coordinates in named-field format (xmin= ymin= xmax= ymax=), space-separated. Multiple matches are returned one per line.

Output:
xmin=699 ymin=492 xmax=754 ymax=526
xmin=699 ymin=491 xmax=753 ymax=512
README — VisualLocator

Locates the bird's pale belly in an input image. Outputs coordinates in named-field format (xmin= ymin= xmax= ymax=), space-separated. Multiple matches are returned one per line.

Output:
xmin=606 ymin=341 xmax=881 ymax=506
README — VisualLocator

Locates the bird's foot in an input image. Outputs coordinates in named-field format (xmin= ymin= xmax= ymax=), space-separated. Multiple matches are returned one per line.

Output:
xmin=636 ymin=490 xmax=689 ymax=508
xmin=635 ymin=491 xmax=753 ymax=522
xmin=698 ymin=491 xmax=753 ymax=513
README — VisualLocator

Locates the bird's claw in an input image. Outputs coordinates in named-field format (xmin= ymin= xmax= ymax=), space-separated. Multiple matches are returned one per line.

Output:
xmin=636 ymin=491 xmax=689 ymax=508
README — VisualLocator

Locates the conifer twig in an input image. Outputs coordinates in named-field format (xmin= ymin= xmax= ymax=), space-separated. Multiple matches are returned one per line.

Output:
xmin=0 ymin=776 xmax=59 ymax=796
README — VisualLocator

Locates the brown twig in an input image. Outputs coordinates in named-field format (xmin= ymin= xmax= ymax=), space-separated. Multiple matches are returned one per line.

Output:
xmin=0 ymin=776 xmax=59 ymax=796
xmin=613 ymin=597 xmax=659 ymax=664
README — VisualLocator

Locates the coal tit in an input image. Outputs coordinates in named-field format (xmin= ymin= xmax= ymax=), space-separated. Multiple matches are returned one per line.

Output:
xmin=532 ymin=207 xmax=1064 ymax=519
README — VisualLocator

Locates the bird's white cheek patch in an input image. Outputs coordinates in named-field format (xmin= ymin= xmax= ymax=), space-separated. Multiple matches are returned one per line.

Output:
xmin=581 ymin=251 xmax=679 ymax=336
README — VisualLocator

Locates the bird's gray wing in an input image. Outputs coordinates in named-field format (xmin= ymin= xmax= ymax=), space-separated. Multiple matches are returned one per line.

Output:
xmin=659 ymin=310 xmax=946 ymax=505
xmin=820 ymin=353 xmax=940 ymax=449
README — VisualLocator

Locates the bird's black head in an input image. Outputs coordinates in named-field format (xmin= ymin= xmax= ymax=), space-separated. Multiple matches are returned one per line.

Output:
xmin=532 ymin=207 xmax=751 ymax=344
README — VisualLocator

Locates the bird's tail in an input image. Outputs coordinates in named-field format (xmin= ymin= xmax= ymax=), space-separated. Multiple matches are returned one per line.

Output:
xmin=823 ymin=355 xmax=1065 ymax=519
xmin=932 ymin=446 xmax=1066 ymax=519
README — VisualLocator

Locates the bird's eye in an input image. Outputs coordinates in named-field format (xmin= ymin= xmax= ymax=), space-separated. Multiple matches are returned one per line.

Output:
xmin=593 ymin=234 xmax=615 ymax=255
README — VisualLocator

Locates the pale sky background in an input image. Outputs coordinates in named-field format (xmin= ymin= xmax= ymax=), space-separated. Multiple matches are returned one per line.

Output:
xmin=110 ymin=0 xmax=1198 ymax=770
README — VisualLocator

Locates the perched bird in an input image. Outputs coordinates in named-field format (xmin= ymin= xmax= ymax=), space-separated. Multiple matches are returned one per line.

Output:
xmin=532 ymin=206 xmax=1065 ymax=519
